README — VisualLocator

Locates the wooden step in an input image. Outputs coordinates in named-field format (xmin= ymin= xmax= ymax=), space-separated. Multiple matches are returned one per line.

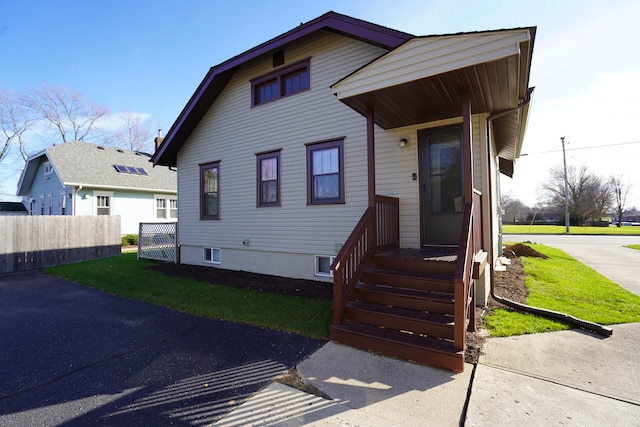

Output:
xmin=352 ymin=284 xmax=454 ymax=315
xmin=330 ymin=322 xmax=464 ymax=372
xmin=362 ymin=268 xmax=454 ymax=293
xmin=371 ymin=247 xmax=458 ymax=275
xmin=344 ymin=301 xmax=454 ymax=340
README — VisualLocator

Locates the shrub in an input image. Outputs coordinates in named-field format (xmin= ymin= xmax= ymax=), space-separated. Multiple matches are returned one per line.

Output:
xmin=121 ymin=234 xmax=138 ymax=246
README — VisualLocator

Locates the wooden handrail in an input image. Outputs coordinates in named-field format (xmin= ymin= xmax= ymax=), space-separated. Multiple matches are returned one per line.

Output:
xmin=332 ymin=195 xmax=400 ymax=325
xmin=453 ymin=190 xmax=482 ymax=351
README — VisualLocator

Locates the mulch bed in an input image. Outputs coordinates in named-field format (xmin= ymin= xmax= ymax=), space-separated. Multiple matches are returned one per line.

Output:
xmin=147 ymin=261 xmax=333 ymax=300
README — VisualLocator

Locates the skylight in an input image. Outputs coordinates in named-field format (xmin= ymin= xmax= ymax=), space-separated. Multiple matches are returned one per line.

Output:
xmin=114 ymin=165 xmax=148 ymax=175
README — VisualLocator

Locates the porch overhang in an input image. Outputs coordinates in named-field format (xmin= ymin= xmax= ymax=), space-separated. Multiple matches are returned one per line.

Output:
xmin=331 ymin=28 xmax=535 ymax=168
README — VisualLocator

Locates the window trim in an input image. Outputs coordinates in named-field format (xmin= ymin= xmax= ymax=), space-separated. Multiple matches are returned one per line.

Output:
xmin=200 ymin=161 xmax=221 ymax=220
xmin=315 ymin=255 xmax=335 ymax=277
xmin=95 ymin=191 xmax=113 ymax=216
xmin=203 ymin=247 xmax=221 ymax=264
xmin=256 ymin=149 xmax=281 ymax=207
xmin=251 ymin=58 xmax=311 ymax=106
xmin=59 ymin=192 xmax=66 ymax=215
xmin=154 ymin=195 xmax=178 ymax=220
xmin=306 ymin=138 xmax=345 ymax=205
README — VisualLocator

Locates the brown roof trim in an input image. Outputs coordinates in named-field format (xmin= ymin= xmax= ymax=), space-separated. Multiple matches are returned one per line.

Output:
xmin=152 ymin=11 xmax=413 ymax=167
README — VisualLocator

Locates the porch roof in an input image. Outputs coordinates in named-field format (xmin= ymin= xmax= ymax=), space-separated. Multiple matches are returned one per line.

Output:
xmin=331 ymin=28 xmax=536 ymax=167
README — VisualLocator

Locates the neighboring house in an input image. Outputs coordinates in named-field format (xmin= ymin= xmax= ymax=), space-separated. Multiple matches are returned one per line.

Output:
xmin=152 ymin=11 xmax=535 ymax=371
xmin=17 ymin=141 xmax=177 ymax=234
xmin=0 ymin=201 xmax=28 ymax=216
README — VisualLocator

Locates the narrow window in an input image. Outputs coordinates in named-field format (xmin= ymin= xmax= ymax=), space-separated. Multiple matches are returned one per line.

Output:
xmin=306 ymin=139 xmax=345 ymax=205
xmin=40 ymin=196 xmax=44 ymax=215
xmin=203 ymin=248 xmax=221 ymax=264
xmin=256 ymin=150 xmax=281 ymax=207
xmin=200 ymin=162 xmax=220 ymax=220
xmin=282 ymin=67 xmax=309 ymax=96
xmin=96 ymin=195 xmax=111 ymax=215
xmin=156 ymin=198 xmax=167 ymax=219
xmin=169 ymin=199 xmax=178 ymax=219
xmin=59 ymin=192 xmax=66 ymax=215
xmin=255 ymin=79 xmax=278 ymax=104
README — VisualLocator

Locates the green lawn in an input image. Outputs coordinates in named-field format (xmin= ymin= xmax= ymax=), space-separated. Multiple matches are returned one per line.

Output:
xmin=45 ymin=253 xmax=333 ymax=340
xmin=484 ymin=244 xmax=640 ymax=336
xmin=502 ymin=224 xmax=640 ymax=235
xmin=625 ymin=244 xmax=640 ymax=250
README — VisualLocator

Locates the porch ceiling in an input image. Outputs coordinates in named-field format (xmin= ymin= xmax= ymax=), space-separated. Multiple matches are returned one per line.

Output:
xmin=332 ymin=28 xmax=535 ymax=161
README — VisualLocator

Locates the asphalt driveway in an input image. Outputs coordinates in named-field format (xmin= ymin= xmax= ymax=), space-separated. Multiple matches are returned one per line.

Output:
xmin=0 ymin=271 xmax=324 ymax=426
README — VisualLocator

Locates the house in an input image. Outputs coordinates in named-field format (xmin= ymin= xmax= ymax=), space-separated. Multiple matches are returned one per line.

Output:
xmin=152 ymin=11 xmax=535 ymax=371
xmin=17 ymin=141 xmax=177 ymax=235
xmin=0 ymin=201 xmax=28 ymax=216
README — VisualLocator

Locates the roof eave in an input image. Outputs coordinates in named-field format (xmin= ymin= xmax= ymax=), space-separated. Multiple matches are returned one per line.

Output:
xmin=152 ymin=11 xmax=413 ymax=167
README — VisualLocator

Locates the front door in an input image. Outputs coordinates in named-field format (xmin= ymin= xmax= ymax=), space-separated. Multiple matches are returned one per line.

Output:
xmin=419 ymin=126 xmax=464 ymax=245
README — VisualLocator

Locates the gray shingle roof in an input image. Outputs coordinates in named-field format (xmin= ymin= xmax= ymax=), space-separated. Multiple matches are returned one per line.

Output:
xmin=46 ymin=141 xmax=176 ymax=192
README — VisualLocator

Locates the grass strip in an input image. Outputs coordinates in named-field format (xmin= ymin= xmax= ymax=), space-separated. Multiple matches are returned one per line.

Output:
xmin=45 ymin=253 xmax=332 ymax=340
xmin=502 ymin=224 xmax=640 ymax=235
xmin=625 ymin=244 xmax=640 ymax=250
xmin=485 ymin=244 xmax=640 ymax=337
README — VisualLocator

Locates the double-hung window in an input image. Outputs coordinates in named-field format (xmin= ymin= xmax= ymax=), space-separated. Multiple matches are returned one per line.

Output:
xmin=306 ymin=139 xmax=345 ymax=205
xmin=96 ymin=194 xmax=111 ymax=215
xmin=200 ymin=162 xmax=220 ymax=220
xmin=155 ymin=196 xmax=178 ymax=219
xmin=169 ymin=199 xmax=178 ymax=219
xmin=256 ymin=150 xmax=281 ymax=207
xmin=251 ymin=58 xmax=310 ymax=106
xmin=156 ymin=198 xmax=167 ymax=219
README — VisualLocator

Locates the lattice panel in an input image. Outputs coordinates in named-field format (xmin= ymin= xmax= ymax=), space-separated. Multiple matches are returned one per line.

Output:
xmin=138 ymin=222 xmax=177 ymax=263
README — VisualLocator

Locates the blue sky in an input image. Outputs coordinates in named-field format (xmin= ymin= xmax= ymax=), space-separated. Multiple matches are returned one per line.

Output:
xmin=2 ymin=0 xmax=639 ymax=207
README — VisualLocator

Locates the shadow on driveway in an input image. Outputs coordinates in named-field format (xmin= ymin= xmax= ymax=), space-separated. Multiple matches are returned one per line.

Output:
xmin=0 ymin=271 xmax=324 ymax=426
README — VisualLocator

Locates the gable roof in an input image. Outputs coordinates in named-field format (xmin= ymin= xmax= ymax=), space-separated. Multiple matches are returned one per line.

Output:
xmin=17 ymin=141 xmax=176 ymax=196
xmin=331 ymin=27 xmax=536 ymax=165
xmin=152 ymin=11 xmax=413 ymax=167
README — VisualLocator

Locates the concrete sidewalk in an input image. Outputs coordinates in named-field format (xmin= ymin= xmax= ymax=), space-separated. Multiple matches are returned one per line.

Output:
xmin=215 ymin=323 xmax=640 ymax=426
xmin=466 ymin=322 xmax=640 ymax=426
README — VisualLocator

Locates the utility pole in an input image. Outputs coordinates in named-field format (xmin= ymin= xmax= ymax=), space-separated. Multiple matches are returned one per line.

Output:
xmin=561 ymin=136 xmax=570 ymax=233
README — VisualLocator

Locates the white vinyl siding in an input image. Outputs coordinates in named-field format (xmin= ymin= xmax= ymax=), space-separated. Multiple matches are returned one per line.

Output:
xmin=177 ymin=32 xmax=385 ymax=278
xmin=175 ymin=30 xmax=494 ymax=281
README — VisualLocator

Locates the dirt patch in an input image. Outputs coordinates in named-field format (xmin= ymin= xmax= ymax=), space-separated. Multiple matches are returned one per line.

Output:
xmin=503 ymin=243 xmax=548 ymax=259
xmin=466 ymin=252 xmax=529 ymax=364
xmin=147 ymin=262 xmax=333 ymax=300
xmin=274 ymin=369 xmax=332 ymax=400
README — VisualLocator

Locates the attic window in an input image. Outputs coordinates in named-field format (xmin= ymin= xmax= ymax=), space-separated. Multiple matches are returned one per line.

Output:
xmin=114 ymin=165 xmax=148 ymax=175
xmin=251 ymin=58 xmax=310 ymax=106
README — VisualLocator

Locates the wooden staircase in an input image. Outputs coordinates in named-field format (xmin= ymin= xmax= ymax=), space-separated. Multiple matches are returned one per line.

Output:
xmin=330 ymin=247 xmax=466 ymax=372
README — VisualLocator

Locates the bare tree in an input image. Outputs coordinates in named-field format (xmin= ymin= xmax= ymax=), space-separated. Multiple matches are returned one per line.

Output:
xmin=610 ymin=175 xmax=632 ymax=227
xmin=25 ymin=84 xmax=109 ymax=143
xmin=111 ymin=109 xmax=153 ymax=152
xmin=500 ymin=189 xmax=530 ymax=223
xmin=0 ymin=89 xmax=32 ymax=163
xmin=542 ymin=164 xmax=612 ymax=225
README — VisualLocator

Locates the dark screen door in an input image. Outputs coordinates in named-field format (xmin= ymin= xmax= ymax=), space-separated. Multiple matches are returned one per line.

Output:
xmin=419 ymin=126 xmax=464 ymax=245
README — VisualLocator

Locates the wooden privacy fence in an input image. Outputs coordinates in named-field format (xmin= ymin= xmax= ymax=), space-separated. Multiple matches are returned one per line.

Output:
xmin=0 ymin=215 xmax=121 ymax=273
